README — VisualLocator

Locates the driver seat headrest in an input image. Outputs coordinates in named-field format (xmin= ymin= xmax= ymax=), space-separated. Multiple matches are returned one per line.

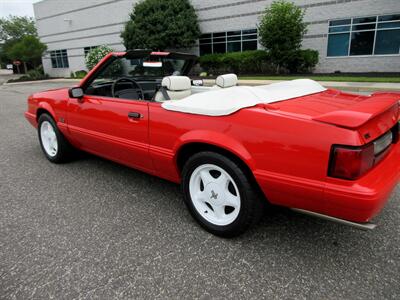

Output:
xmin=155 ymin=76 xmax=192 ymax=102
xmin=162 ymin=76 xmax=191 ymax=91
xmin=216 ymin=74 xmax=238 ymax=88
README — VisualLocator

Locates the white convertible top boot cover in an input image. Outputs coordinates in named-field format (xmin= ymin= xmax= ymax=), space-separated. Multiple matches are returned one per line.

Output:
xmin=162 ymin=79 xmax=326 ymax=116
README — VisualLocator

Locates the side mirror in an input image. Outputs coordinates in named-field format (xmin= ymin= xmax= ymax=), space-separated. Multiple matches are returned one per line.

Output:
xmin=69 ymin=87 xmax=84 ymax=98
xmin=192 ymin=79 xmax=203 ymax=86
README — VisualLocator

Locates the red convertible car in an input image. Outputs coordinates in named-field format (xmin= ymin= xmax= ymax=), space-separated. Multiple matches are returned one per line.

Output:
xmin=25 ymin=50 xmax=399 ymax=237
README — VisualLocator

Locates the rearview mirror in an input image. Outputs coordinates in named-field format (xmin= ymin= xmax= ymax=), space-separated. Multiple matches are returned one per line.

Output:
xmin=69 ymin=87 xmax=84 ymax=98
xmin=143 ymin=61 xmax=162 ymax=67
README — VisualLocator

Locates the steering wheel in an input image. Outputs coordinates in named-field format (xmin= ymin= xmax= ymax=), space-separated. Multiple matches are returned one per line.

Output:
xmin=111 ymin=77 xmax=144 ymax=100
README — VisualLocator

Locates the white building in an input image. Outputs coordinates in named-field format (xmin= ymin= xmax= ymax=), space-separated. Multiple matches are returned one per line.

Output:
xmin=33 ymin=0 xmax=400 ymax=77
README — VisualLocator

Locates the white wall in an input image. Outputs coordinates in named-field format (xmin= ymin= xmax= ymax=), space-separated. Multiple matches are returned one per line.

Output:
xmin=34 ymin=0 xmax=400 ymax=76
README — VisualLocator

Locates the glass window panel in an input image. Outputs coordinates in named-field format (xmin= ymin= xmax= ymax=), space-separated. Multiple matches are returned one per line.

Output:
xmin=242 ymin=40 xmax=257 ymax=51
xmin=327 ymin=33 xmax=350 ymax=56
xmin=227 ymin=35 xmax=241 ymax=41
xmin=242 ymin=34 xmax=257 ymax=40
xmin=227 ymin=42 xmax=241 ymax=52
xmin=62 ymin=56 xmax=69 ymax=68
xmin=353 ymin=16 xmax=376 ymax=24
xmin=199 ymin=38 xmax=212 ymax=43
xmin=51 ymin=57 xmax=57 ymax=68
xmin=350 ymin=31 xmax=375 ymax=55
xmin=378 ymin=14 xmax=400 ymax=22
xmin=213 ymin=32 xmax=226 ymax=37
xmin=49 ymin=49 xmax=69 ymax=68
xmin=375 ymin=29 xmax=400 ymax=54
xmin=242 ymin=29 xmax=257 ymax=34
xmin=213 ymin=43 xmax=226 ymax=53
xmin=200 ymin=33 xmax=211 ymax=38
xmin=227 ymin=31 xmax=241 ymax=36
xmin=200 ymin=44 xmax=212 ymax=55
xmin=213 ymin=37 xmax=226 ymax=43
xmin=378 ymin=21 xmax=400 ymax=29
xmin=352 ymin=24 xmax=376 ymax=31
xmin=329 ymin=19 xmax=351 ymax=26
xmin=329 ymin=26 xmax=351 ymax=33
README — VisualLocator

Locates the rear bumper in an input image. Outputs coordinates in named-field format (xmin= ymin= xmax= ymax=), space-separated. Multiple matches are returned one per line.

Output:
xmin=255 ymin=141 xmax=399 ymax=224
xmin=25 ymin=112 xmax=37 ymax=128
xmin=324 ymin=141 xmax=400 ymax=223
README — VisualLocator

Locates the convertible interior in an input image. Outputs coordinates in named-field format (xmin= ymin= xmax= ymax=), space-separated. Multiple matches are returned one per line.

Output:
xmin=84 ymin=50 xmax=239 ymax=102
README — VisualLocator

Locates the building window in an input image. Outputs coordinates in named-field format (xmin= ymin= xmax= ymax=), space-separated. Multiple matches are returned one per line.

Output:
xmin=199 ymin=29 xmax=258 ymax=55
xmin=327 ymin=14 xmax=400 ymax=57
xmin=84 ymin=46 xmax=98 ymax=57
xmin=50 ymin=50 xmax=69 ymax=68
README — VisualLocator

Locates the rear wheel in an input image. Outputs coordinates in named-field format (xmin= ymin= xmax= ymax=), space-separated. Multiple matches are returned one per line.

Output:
xmin=38 ymin=113 xmax=73 ymax=163
xmin=182 ymin=151 xmax=263 ymax=237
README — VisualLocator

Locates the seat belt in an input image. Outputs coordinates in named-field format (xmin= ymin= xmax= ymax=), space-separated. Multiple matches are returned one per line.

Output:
xmin=160 ymin=86 xmax=171 ymax=100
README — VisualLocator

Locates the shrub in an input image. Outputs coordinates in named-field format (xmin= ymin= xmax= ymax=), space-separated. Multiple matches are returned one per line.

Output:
xmin=199 ymin=50 xmax=273 ymax=75
xmin=258 ymin=0 xmax=307 ymax=73
xmin=7 ymin=65 xmax=48 ymax=82
xmin=71 ymin=70 xmax=88 ymax=79
xmin=287 ymin=49 xmax=319 ymax=73
xmin=85 ymin=45 xmax=113 ymax=71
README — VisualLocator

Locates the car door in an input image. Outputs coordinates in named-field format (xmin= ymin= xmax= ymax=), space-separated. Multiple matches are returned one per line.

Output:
xmin=66 ymin=56 xmax=153 ymax=173
xmin=67 ymin=95 xmax=152 ymax=172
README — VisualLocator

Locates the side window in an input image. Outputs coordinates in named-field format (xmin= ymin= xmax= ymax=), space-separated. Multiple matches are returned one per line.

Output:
xmin=85 ymin=58 xmax=135 ymax=99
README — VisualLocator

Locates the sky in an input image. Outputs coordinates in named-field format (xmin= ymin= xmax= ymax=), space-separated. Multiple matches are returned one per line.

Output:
xmin=0 ymin=0 xmax=41 ymax=19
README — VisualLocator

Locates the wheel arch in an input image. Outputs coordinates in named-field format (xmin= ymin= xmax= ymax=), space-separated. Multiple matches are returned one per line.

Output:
xmin=175 ymin=141 xmax=264 ymax=198
xmin=36 ymin=102 xmax=56 ymax=121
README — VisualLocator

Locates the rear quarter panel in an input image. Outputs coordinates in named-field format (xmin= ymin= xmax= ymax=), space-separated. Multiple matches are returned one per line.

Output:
xmin=149 ymin=103 xmax=359 ymax=213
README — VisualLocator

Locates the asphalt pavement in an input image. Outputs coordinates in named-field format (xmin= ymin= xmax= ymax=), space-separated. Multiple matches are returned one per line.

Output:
xmin=0 ymin=81 xmax=399 ymax=299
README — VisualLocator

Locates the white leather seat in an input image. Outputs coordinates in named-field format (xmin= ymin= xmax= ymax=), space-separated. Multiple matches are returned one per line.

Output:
xmin=154 ymin=76 xmax=191 ymax=102
xmin=215 ymin=74 xmax=238 ymax=88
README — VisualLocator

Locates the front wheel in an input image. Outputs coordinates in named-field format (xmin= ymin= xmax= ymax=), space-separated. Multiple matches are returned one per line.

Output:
xmin=182 ymin=151 xmax=264 ymax=237
xmin=38 ymin=113 xmax=73 ymax=163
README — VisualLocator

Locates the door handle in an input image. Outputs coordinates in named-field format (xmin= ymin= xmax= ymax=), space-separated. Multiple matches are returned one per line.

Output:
xmin=128 ymin=112 xmax=142 ymax=119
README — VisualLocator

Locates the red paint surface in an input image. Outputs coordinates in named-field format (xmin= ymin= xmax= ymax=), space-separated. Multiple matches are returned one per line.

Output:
xmin=25 ymin=52 xmax=400 ymax=224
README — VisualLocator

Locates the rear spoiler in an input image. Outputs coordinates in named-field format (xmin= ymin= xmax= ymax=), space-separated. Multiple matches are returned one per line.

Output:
xmin=313 ymin=92 xmax=400 ymax=129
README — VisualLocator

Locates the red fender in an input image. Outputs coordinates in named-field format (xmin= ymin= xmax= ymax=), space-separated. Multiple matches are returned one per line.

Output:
xmin=173 ymin=130 xmax=256 ymax=171
xmin=37 ymin=101 xmax=57 ymax=121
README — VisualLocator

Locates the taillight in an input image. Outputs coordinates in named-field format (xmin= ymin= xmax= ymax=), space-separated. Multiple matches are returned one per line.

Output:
xmin=329 ymin=144 xmax=375 ymax=180
xmin=329 ymin=128 xmax=395 ymax=180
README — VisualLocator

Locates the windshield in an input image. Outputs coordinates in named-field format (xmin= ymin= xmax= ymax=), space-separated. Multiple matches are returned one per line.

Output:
xmin=91 ymin=56 xmax=188 ymax=85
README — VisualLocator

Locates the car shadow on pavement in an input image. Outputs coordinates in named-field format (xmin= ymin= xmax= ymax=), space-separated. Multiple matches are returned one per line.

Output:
xmin=71 ymin=150 xmax=382 ymax=247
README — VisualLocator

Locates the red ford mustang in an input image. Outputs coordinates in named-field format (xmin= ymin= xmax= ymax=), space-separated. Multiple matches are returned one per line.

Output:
xmin=25 ymin=50 xmax=400 ymax=237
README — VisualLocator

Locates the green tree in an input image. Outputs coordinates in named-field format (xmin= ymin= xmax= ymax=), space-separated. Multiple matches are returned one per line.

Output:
xmin=0 ymin=16 xmax=42 ymax=70
xmin=258 ymin=0 xmax=307 ymax=73
xmin=8 ymin=35 xmax=47 ymax=73
xmin=0 ymin=16 xmax=37 ymax=41
xmin=121 ymin=0 xmax=200 ymax=50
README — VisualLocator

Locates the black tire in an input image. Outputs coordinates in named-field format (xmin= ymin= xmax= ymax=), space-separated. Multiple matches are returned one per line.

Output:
xmin=37 ymin=113 xmax=73 ymax=163
xmin=181 ymin=151 xmax=264 ymax=238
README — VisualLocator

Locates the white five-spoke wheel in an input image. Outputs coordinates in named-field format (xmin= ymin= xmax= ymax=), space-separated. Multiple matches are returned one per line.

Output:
xmin=38 ymin=113 xmax=73 ymax=163
xmin=40 ymin=121 xmax=58 ymax=157
xmin=182 ymin=151 xmax=264 ymax=237
xmin=189 ymin=164 xmax=241 ymax=226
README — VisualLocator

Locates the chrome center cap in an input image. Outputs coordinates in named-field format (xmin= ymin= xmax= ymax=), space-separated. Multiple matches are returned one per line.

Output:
xmin=205 ymin=183 xmax=223 ymax=204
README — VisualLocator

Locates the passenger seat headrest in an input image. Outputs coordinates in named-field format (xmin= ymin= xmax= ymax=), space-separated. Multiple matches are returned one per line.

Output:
xmin=162 ymin=76 xmax=191 ymax=91
xmin=216 ymin=74 xmax=238 ymax=88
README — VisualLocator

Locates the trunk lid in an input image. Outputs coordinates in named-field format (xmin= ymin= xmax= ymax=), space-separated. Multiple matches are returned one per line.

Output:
xmin=270 ymin=89 xmax=400 ymax=142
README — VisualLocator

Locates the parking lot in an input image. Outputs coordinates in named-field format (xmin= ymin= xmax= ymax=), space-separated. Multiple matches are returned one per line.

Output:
xmin=0 ymin=81 xmax=399 ymax=299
